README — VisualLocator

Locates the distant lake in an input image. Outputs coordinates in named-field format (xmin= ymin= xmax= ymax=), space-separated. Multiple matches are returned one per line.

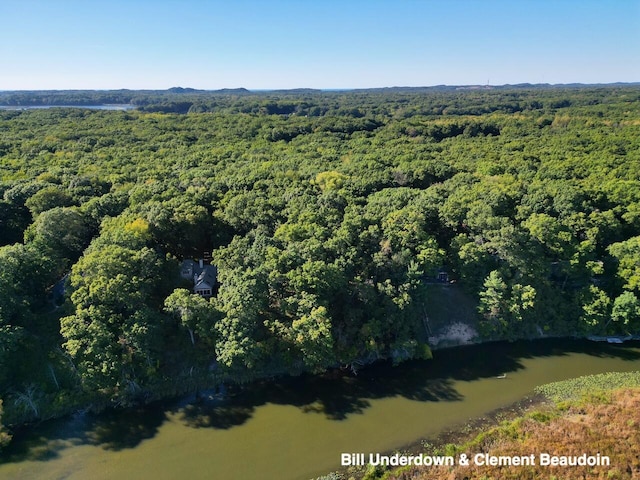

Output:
xmin=0 ymin=104 xmax=136 ymax=111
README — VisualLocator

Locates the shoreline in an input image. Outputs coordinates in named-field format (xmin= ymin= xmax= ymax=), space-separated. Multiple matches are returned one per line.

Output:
xmin=332 ymin=393 xmax=549 ymax=480
xmin=3 ymin=340 xmax=640 ymax=480
xmin=6 ymin=334 xmax=633 ymax=428
xmin=328 ymin=366 xmax=640 ymax=480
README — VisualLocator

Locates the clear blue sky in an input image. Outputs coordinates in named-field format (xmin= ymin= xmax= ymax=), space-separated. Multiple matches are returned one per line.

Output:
xmin=1 ymin=0 xmax=638 ymax=90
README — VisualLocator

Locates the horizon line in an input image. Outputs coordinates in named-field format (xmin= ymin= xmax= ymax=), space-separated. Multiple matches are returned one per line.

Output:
xmin=1 ymin=81 xmax=640 ymax=93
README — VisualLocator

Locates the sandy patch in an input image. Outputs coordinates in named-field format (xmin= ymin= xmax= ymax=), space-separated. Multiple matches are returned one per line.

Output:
xmin=428 ymin=322 xmax=478 ymax=347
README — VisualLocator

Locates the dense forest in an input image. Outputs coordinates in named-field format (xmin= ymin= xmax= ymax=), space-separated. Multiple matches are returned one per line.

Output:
xmin=0 ymin=86 xmax=639 ymax=440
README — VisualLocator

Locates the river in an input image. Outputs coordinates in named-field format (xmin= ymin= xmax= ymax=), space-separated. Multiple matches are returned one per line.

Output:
xmin=1 ymin=339 xmax=639 ymax=480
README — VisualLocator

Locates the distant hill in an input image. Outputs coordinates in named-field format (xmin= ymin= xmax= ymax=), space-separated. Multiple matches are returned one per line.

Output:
xmin=1 ymin=83 xmax=638 ymax=110
xmin=167 ymin=87 xmax=202 ymax=93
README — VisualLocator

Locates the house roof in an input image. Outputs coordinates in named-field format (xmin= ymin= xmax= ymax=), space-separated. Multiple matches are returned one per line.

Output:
xmin=194 ymin=265 xmax=217 ymax=290
xmin=181 ymin=259 xmax=217 ymax=290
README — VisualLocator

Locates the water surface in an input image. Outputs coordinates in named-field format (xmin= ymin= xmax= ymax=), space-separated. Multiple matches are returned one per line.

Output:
xmin=1 ymin=339 xmax=639 ymax=480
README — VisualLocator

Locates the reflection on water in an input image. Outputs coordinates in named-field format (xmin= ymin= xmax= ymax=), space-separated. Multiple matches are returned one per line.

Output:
xmin=4 ymin=406 xmax=167 ymax=462
xmin=1 ymin=339 xmax=639 ymax=480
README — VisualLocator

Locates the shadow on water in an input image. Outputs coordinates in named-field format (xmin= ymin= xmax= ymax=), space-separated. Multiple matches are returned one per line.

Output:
xmin=179 ymin=402 xmax=254 ymax=429
xmin=0 ymin=405 xmax=167 ymax=463
xmin=177 ymin=373 xmax=463 ymax=428
xmin=174 ymin=339 xmax=640 ymax=429
xmin=83 ymin=406 xmax=167 ymax=450
xmin=3 ymin=339 xmax=640 ymax=463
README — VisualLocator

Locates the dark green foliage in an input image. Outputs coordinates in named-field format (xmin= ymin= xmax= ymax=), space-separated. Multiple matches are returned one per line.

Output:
xmin=0 ymin=85 xmax=639 ymax=430
xmin=25 ymin=186 xmax=76 ymax=216
xmin=0 ymin=199 xmax=30 ymax=246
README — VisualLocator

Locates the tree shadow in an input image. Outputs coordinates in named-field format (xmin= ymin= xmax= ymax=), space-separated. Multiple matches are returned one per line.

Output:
xmin=179 ymin=401 xmax=254 ymax=429
xmin=479 ymin=338 xmax=640 ymax=362
xmin=84 ymin=406 xmax=167 ymax=451
xmin=145 ymin=340 xmax=640 ymax=430
xmin=1 ymin=405 xmax=167 ymax=463
xmin=173 ymin=339 xmax=640 ymax=428
xmin=3 ymin=339 xmax=639 ymax=463
xmin=552 ymin=339 xmax=640 ymax=361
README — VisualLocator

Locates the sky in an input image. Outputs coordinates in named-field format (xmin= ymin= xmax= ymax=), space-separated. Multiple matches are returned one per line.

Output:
xmin=1 ymin=0 xmax=639 ymax=90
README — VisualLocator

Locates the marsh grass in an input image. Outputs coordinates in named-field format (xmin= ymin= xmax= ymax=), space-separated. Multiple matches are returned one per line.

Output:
xmin=378 ymin=373 xmax=640 ymax=480
xmin=534 ymin=371 xmax=640 ymax=403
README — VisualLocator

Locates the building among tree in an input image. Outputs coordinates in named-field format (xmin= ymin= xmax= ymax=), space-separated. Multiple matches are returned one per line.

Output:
xmin=180 ymin=259 xmax=217 ymax=298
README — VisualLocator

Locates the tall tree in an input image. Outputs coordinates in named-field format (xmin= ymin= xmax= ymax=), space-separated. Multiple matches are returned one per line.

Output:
xmin=164 ymin=288 xmax=216 ymax=347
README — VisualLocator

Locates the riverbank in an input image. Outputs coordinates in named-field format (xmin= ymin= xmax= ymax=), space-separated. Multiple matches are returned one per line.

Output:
xmin=338 ymin=371 xmax=640 ymax=480
xmin=1 ymin=297 xmax=466 ymax=430
xmin=395 ymin=387 xmax=640 ymax=480
xmin=2 ymin=340 xmax=640 ymax=480
xmin=327 ymin=393 xmax=549 ymax=480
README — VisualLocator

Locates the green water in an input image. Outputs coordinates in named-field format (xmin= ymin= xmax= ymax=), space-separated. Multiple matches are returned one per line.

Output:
xmin=1 ymin=339 xmax=639 ymax=480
